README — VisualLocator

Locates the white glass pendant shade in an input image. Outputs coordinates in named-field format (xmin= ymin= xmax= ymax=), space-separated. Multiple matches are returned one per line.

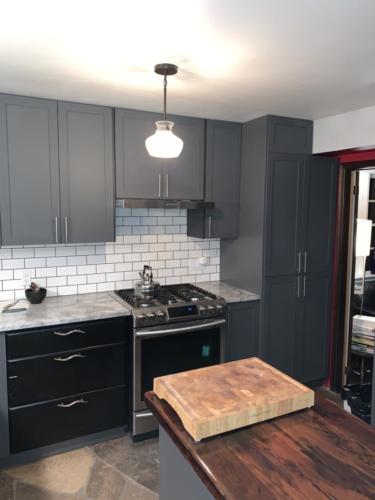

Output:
xmin=145 ymin=121 xmax=183 ymax=159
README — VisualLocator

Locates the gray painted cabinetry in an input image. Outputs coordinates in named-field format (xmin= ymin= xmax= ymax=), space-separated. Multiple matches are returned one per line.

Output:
xmin=115 ymin=108 xmax=204 ymax=201
xmin=222 ymin=115 xmax=337 ymax=384
xmin=224 ymin=301 xmax=259 ymax=362
xmin=187 ymin=120 xmax=241 ymax=238
xmin=0 ymin=94 xmax=115 ymax=245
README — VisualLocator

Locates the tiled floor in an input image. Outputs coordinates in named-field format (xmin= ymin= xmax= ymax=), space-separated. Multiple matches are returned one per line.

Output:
xmin=0 ymin=436 xmax=159 ymax=500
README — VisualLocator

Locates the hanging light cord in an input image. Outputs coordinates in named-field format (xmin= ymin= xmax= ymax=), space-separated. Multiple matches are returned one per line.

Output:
xmin=163 ymin=73 xmax=167 ymax=121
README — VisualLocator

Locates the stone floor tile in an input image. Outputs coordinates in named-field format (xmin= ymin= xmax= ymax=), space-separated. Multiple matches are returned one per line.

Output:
xmin=91 ymin=437 xmax=159 ymax=493
xmin=0 ymin=473 xmax=14 ymax=500
xmin=14 ymin=482 xmax=86 ymax=500
xmin=86 ymin=459 xmax=125 ymax=500
xmin=5 ymin=448 xmax=94 ymax=495
xmin=120 ymin=477 xmax=159 ymax=500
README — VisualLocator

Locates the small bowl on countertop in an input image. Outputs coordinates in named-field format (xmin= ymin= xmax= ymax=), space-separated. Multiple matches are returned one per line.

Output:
xmin=25 ymin=287 xmax=47 ymax=304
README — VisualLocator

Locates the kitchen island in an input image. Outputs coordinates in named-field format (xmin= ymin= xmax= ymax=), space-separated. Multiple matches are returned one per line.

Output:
xmin=145 ymin=391 xmax=375 ymax=499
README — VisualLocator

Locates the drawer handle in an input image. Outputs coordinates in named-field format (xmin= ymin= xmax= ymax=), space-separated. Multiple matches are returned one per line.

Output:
xmin=53 ymin=353 xmax=86 ymax=362
xmin=53 ymin=329 xmax=86 ymax=337
xmin=8 ymin=375 xmax=18 ymax=380
xmin=57 ymin=398 xmax=88 ymax=408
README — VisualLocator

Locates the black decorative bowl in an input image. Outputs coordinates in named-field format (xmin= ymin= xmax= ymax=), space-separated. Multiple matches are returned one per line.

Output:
xmin=25 ymin=287 xmax=47 ymax=304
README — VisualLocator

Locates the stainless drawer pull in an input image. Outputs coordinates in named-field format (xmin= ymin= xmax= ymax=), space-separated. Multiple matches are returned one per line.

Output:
xmin=53 ymin=329 xmax=85 ymax=337
xmin=8 ymin=375 xmax=18 ymax=380
xmin=57 ymin=398 xmax=88 ymax=408
xmin=53 ymin=353 xmax=86 ymax=362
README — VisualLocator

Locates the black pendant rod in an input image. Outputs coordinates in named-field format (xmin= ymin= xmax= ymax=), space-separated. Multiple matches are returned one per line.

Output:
xmin=163 ymin=73 xmax=167 ymax=121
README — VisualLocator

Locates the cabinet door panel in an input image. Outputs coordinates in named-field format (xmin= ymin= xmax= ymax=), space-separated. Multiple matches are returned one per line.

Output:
xmin=0 ymin=94 xmax=60 ymax=245
xmin=265 ymin=154 xmax=304 ymax=276
xmin=164 ymin=115 xmax=204 ymax=200
xmin=262 ymin=275 xmax=300 ymax=377
xmin=225 ymin=301 xmax=259 ymax=362
xmin=267 ymin=116 xmax=313 ymax=154
xmin=302 ymin=157 xmax=338 ymax=274
xmin=298 ymin=273 xmax=331 ymax=384
xmin=59 ymin=102 xmax=115 ymax=243
xmin=115 ymin=108 xmax=162 ymax=199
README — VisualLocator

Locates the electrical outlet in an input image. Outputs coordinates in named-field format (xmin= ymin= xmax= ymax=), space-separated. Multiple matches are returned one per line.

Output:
xmin=21 ymin=270 xmax=32 ymax=289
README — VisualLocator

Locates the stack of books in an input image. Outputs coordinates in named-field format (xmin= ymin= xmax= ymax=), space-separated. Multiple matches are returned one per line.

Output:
xmin=352 ymin=315 xmax=375 ymax=356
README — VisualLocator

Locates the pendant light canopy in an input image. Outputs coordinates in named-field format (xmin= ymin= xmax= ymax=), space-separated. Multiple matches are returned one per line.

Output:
xmin=145 ymin=63 xmax=183 ymax=159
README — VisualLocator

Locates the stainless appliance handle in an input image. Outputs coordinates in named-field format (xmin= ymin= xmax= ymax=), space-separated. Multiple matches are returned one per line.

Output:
xmin=135 ymin=411 xmax=154 ymax=419
xmin=64 ymin=217 xmax=68 ymax=243
xmin=53 ymin=329 xmax=85 ymax=336
xmin=54 ymin=217 xmax=59 ymax=244
xmin=57 ymin=399 xmax=88 ymax=408
xmin=208 ymin=215 xmax=212 ymax=238
xmin=304 ymin=251 xmax=307 ymax=273
xmin=158 ymin=173 xmax=162 ymax=198
xmin=165 ymin=173 xmax=169 ymax=198
xmin=53 ymin=353 xmax=86 ymax=362
xmin=303 ymin=275 xmax=306 ymax=297
xmin=297 ymin=276 xmax=300 ymax=298
xmin=135 ymin=318 xmax=226 ymax=338
xmin=297 ymin=251 xmax=301 ymax=273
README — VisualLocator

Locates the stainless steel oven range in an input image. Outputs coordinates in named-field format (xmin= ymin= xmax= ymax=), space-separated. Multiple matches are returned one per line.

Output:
xmin=115 ymin=283 xmax=226 ymax=440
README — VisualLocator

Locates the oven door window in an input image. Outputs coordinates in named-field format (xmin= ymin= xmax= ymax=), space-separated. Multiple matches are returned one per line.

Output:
xmin=140 ymin=328 xmax=220 ymax=402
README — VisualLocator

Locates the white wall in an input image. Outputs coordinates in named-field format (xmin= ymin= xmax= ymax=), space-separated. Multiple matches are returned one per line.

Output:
xmin=313 ymin=104 xmax=375 ymax=153
xmin=0 ymin=206 xmax=220 ymax=302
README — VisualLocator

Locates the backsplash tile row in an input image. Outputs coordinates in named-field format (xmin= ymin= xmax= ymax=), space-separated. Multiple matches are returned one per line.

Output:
xmin=0 ymin=208 xmax=220 ymax=301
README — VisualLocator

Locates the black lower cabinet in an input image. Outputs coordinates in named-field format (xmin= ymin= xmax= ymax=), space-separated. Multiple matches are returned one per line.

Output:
xmin=225 ymin=301 xmax=260 ymax=362
xmin=9 ymin=386 xmax=126 ymax=453
xmin=8 ymin=343 xmax=126 ymax=406
xmin=262 ymin=273 xmax=331 ymax=384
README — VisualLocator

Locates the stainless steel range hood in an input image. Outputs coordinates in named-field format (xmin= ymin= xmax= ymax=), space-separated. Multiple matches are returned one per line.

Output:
xmin=117 ymin=199 xmax=214 ymax=209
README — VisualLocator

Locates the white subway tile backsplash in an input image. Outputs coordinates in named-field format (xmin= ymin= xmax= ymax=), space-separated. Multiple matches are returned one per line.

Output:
xmin=0 ymin=209 xmax=220 ymax=297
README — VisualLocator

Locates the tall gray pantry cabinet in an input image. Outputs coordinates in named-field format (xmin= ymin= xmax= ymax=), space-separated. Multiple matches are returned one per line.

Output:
xmin=221 ymin=115 xmax=338 ymax=385
xmin=0 ymin=94 xmax=115 ymax=245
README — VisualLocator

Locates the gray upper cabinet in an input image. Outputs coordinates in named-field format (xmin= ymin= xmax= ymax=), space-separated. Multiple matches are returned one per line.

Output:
xmin=301 ymin=156 xmax=338 ymax=274
xmin=265 ymin=154 xmax=304 ymax=276
xmin=115 ymin=109 xmax=204 ymax=200
xmin=267 ymin=115 xmax=313 ymax=154
xmin=58 ymin=102 xmax=115 ymax=243
xmin=115 ymin=108 xmax=163 ymax=199
xmin=187 ymin=120 xmax=241 ymax=238
xmin=163 ymin=115 xmax=204 ymax=200
xmin=0 ymin=94 xmax=60 ymax=245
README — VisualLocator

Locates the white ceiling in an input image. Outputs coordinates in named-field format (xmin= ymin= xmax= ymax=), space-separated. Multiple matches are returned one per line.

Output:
xmin=0 ymin=0 xmax=375 ymax=122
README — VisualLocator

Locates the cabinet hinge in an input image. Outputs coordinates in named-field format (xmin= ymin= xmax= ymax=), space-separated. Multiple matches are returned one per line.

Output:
xmin=353 ymin=185 xmax=358 ymax=196
xmin=344 ymin=365 xmax=349 ymax=375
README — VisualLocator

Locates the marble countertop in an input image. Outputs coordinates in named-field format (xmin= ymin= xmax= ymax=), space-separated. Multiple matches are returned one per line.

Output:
xmin=0 ymin=281 xmax=259 ymax=333
xmin=199 ymin=281 xmax=260 ymax=303
xmin=0 ymin=292 xmax=131 ymax=333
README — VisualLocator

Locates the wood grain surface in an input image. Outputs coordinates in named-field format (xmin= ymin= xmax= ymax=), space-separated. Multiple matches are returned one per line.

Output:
xmin=145 ymin=392 xmax=375 ymax=500
xmin=153 ymin=357 xmax=314 ymax=440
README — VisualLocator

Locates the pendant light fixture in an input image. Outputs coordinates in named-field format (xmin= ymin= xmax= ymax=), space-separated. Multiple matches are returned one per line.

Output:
xmin=145 ymin=63 xmax=183 ymax=159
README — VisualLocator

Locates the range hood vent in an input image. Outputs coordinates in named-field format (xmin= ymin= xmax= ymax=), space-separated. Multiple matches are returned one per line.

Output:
xmin=117 ymin=199 xmax=214 ymax=210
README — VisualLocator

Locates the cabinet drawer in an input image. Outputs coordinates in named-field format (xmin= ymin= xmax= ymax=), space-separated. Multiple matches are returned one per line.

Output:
xmin=6 ymin=317 xmax=127 ymax=359
xmin=9 ymin=386 xmax=126 ymax=453
xmin=8 ymin=343 xmax=125 ymax=407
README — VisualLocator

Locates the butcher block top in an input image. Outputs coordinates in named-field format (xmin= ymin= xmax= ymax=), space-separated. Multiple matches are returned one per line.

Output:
xmin=153 ymin=357 xmax=314 ymax=441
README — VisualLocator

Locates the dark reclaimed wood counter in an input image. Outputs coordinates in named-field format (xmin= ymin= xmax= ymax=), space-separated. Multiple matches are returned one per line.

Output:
xmin=145 ymin=391 xmax=375 ymax=499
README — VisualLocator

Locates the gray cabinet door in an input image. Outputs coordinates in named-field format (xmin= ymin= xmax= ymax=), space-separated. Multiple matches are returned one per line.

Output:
xmin=115 ymin=108 xmax=163 ymax=199
xmin=163 ymin=115 xmax=204 ymax=200
xmin=298 ymin=273 xmax=331 ymax=384
xmin=224 ymin=301 xmax=259 ymax=362
xmin=58 ymin=102 xmax=115 ymax=243
xmin=187 ymin=120 xmax=241 ymax=238
xmin=262 ymin=275 xmax=300 ymax=377
xmin=265 ymin=154 xmax=304 ymax=276
xmin=0 ymin=94 xmax=60 ymax=245
xmin=301 ymin=157 xmax=338 ymax=274
xmin=267 ymin=115 xmax=313 ymax=154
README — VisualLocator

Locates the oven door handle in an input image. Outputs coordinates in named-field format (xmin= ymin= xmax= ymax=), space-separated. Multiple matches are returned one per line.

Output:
xmin=135 ymin=318 xmax=226 ymax=338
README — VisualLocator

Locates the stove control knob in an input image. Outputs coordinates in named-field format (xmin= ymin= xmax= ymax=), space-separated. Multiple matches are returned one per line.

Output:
xmin=157 ymin=310 xmax=166 ymax=317
xmin=207 ymin=305 xmax=215 ymax=311
xmin=200 ymin=305 xmax=206 ymax=312
xmin=146 ymin=312 xmax=156 ymax=319
xmin=216 ymin=305 xmax=223 ymax=311
xmin=136 ymin=314 xmax=146 ymax=321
